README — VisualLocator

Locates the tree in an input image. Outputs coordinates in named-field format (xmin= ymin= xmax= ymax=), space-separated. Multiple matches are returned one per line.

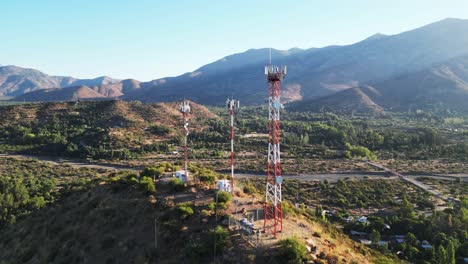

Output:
xmin=405 ymin=232 xmax=417 ymax=247
xmin=344 ymin=143 xmax=376 ymax=160
xmin=446 ymin=240 xmax=456 ymax=264
xmin=433 ymin=233 xmax=448 ymax=247
xmin=370 ymin=229 xmax=381 ymax=245
xmin=141 ymin=167 xmax=164 ymax=180
xmin=398 ymin=195 xmax=416 ymax=219
xmin=434 ymin=245 xmax=447 ymax=264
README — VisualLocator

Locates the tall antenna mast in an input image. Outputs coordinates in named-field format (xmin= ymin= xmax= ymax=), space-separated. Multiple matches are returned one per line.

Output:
xmin=179 ymin=100 xmax=191 ymax=183
xmin=264 ymin=62 xmax=287 ymax=238
xmin=226 ymin=98 xmax=240 ymax=194
xmin=269 ymin=48 xmax=272 ymax=65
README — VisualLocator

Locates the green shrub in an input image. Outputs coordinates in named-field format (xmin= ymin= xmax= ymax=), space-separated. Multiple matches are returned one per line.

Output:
xmin=208 ymin=202 xmax=216 ymax=211
xmin=128 ymin=176 xmax=139 ymax=186
xmin=29 ymin=196 xmax=46 ymax=209
xmin=109 ymin=176 xmax=121 ymax=183
xmin=139 ymin=176 xmax=156 ymax=193
xmin=199 ymin=173 xmax=217 ymax=185
xmin=169 ymin=178 xmax=185 ymax=192
xmin=216 ymin=191 xmax=232 ymax=204
xmin=177 ymin=202 xmax=194 ymax=219
xmin=243 ymin=181 xmax=257 ymax=194
xmin=282 ymin=201 xmax=298 ymax=218
xmin=194 ymin=167 xmax=217 ymax=185
xmin=276 ymin=236 xmax=308 ymax=264
xmin=140 ymin=167 xmax=164 ymax=178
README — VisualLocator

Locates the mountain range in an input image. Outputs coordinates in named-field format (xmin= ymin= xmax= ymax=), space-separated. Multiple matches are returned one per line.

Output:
xmin=3 ymin=18 xmax=468 ymax=112
xmin=290 ymin=54 xmax=468 ymax=113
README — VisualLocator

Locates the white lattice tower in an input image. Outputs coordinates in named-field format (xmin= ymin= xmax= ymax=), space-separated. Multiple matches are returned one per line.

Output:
xmin=264 ymin=65 xmax=286 ymax=238
xmin=226 ymin=98 xmax=240 ymax=193
xmin=179 ymin=100 xmax=191 ymax=183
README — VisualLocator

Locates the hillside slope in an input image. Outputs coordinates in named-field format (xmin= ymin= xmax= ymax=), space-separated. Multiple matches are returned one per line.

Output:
xmin=371 ymin=54 xmax=468 ymax=112
xmin=13 ymin=86 xmax=107 ymax=102
xmin=0 ymin=100 xmax=219 ymax=158
xmin=0 ymin=158 xmax=394 ymax=264
xmin=289 ymin=85 xmax=384 ymax=113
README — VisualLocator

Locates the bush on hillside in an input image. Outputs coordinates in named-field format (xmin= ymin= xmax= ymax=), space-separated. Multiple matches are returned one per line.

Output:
xmin=276 ymin=236 xmax=308 ymax=264
xmin=140 ymin=167 xmax=164 ymax=179
xmin=177 ymin=202 xmax=194 ymax=219
xmin=139 ymin=176 xmax=156 ymax=193
xmin=243 ymin=181 xmax=257 ymax=194
xmin=216 ymin=191 xmax=232 ymax=204
xmin=169 ymin=178 xmax=185 ymax=192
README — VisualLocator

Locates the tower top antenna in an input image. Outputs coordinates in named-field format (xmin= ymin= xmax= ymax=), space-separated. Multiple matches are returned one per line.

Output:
xmin=269 ymin=48 xmax=272 ymax=65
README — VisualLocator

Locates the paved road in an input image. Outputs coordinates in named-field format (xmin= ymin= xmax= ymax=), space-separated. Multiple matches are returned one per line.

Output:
xmin=233 ymin=171 xmax=467 ymax=183
xmin=2 ymin=153 xmax=465 ymax=189
xmin=234 ymin=172 xmax=397 ymax=182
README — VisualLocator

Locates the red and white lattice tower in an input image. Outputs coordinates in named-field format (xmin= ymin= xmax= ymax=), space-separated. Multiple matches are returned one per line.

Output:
xmin=179 ymin=100 xmax=191 ymax=183
xmin=226 ymin=98 xmax=240 ymax=194
xmin=264 ymin=64 xmax=287 ymax=237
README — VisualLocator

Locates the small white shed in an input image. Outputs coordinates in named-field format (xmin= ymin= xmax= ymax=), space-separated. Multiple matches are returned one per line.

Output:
xmin=175 ymin=170 xmax=189 ymax=183
xmin=217 ymin=179 xmax=231 ymax=192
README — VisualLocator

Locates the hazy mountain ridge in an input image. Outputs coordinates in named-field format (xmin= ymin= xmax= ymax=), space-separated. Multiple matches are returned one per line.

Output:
xmin=13 ymin=86 xmax=107 ymax=102
xmin=126 ymin=18 xmax=468 ymax=105
xmin=372 ymin=53 xmax=468 ymax=112
xmin=292 ymin=53 xmax=468 ymax=113
xmin=0 ymin=65 xmax=119 ymax=97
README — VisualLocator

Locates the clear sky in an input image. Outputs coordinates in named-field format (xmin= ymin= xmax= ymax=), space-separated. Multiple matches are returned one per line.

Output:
xmin=2 ymin=0 xmax=468 ymax=81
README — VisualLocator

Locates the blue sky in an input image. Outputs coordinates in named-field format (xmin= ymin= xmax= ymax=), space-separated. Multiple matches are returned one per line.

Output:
xmin=2 ymin=0 xmax=468 ymax=81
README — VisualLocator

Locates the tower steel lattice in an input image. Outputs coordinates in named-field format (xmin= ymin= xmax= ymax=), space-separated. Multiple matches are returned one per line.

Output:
xmin=179 ymin=100 xmax=191 ymax=183
xmin=226 ymin=98 xmax=240 ymax=194
xmin=264 ymin=65 xmax=287 ymax=238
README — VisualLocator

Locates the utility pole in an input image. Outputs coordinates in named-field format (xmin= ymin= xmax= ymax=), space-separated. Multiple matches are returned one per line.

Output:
xmin=154 ymin=218 xmax=158 ymax=249
xmin=213 ymin=191 xmax=219 ymax=264
xmin=235 ymin=199 xmax=238 ymax=221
